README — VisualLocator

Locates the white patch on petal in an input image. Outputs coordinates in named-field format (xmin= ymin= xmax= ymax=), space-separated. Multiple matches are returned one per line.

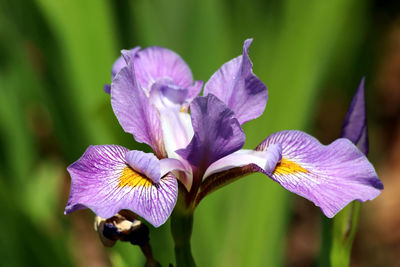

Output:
xmin=203 ymin=144 xmax=282 ymax=179
xmin=160 ymin=110 xmax=194 ymax=159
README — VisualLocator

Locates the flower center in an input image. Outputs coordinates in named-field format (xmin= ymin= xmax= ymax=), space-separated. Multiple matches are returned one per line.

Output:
xmin=273 ymin=158 xmax=308 ymax=175
xmin=118 ymin=167 xmax=153 ymax=188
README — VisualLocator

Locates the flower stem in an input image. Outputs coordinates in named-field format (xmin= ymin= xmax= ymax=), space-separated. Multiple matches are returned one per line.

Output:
xmin=330 ymin=202 xmax=361 ymax=267
xmin=317 ymin=202 xmax=361 ymax=267
xmin=170 ymin=185 xmax=196 ymax=267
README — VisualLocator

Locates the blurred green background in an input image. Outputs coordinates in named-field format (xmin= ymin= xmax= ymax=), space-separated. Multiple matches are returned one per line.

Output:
xmin=1 ymin=0 xmax=399 ymax=266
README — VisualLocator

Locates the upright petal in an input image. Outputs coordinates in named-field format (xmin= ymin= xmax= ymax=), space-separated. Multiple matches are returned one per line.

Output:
xmin=148 ymin=79 xmax=194 ymax=158
xmin=257 ymin=130 xmax=383 ymax=218
xmin=133 ymin=46 xmax=202 ymax=98
xmin=341 ymin=78 xmax=368 ymax=154
xmin=111 ymin=51 xmax=165 ymax=158
xmin=177 ymin=94 xmax=245 ymax=173
xmin=203 ymin=39 xmax=268 ymax=124
xmin=114 ymin=47 xmax=141 ymax=78
xmin=187 ymin=80 xmax=204 ymax=102
xmin=65 ymin=145 xmax=177 ymax=227
xmin=104 ymin=47 xmax=141 ymax=94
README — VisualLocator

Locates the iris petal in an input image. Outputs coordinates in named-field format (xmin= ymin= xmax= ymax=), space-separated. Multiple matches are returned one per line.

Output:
xmin=257 ymin=130 xmax=383 ymax=217
xmin=160 ymin=158 xmax=193 ymax=191
xmin=104 ymin=47 xmax=141 ymax=94
xmin=194 ymin=145 xmax=282 ymax=205
xmin=125 ymin=150 xmax=161 ymax=183
xmin=204 ymin=39 xmax=268 ymax=124
xmin=177 ymin=94 xmax=245 ymax=174
xmin=133 ymin=46 xmax=202 ymax=97
xmin=65 ymin=145 xmax=178 ymax=227
xmin=203 ymin=144 xmax=282 ymax=179
xmin=114 ymin=47 xmax=141 ymax=78
xmin=111 ymin=50 xmax=165 ymax=158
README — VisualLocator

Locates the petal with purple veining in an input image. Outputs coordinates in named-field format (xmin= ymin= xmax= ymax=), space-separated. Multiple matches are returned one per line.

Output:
xmin=257 ymin=130 xmax=383 ymax=217
xmin=177 ymin=94 xmax=245 ymax=174
xmin=111 ymin=51 xmax=165 ymax=157
xmin=65 ymin=145 xmax=177 ymax=227
xmin=204 ymin=39 xmax=268 ymax=124
xmin=133 ymin=46 xmax=202 ymax=98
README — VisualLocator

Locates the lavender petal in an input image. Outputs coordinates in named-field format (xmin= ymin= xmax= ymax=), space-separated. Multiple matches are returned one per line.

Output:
xmin=203 ymin=39 xmax=268 ymax=124
xmin=104 ymin=47 xmax=141 ymax=94
xmin=125 ymin=150 xmax=161 ymax=183
xmin=177 ymin=94 xmax=245 ymax=173
xmin=65 ymin=145 xmax=177 ymax=227
xmin=257 ymin=130 xmax=383 ymax=218
xmin=203 ymin=144 xmax=282 ymax=179
xmin=111 ymin=50 xmax=165 ymax=157
xmin=133 ymin=46 xmax=202 ymax=97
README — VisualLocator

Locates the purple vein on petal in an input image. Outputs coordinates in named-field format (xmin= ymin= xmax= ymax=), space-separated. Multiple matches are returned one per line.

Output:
xmin=256 ymin=130 xmax=383 ymax=218
xmin=203 ymin=39 xmax=268 ymax=124
xmin=111 ymin=50 xmax=165 ymax=158
xmin=65 ymin=145 xmax=178 ymax=227
xmin=176 ymin=94 xmax=245 ymax=174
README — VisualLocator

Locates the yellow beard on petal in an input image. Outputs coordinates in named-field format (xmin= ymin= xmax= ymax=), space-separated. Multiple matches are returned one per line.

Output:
xmin=273 ymin=158 xmax=308 ymax=175
xmin=118 ymin=167 xmax=153 ymax=188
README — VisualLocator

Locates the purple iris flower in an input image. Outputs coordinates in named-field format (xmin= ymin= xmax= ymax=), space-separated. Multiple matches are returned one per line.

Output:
xmin=65 ymin=39 xmax=383 ymax=227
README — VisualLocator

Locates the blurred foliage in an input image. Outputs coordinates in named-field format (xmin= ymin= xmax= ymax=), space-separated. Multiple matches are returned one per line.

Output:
xmin=0 ymin=0 xmax=390 ymax=266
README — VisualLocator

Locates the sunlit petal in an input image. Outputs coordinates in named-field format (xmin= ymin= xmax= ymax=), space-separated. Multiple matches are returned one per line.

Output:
xmin=257 ymin=130 xmax=383 ymax=217
xmin=65 ymin=145 xmax=177 ymax=227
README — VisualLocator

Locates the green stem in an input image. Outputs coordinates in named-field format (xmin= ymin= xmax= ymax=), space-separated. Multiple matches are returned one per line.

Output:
xmin=318 ymin=202 xmax=360 ymax=267
xmin=330 ymin=202 xmax=361 ymax=267
xmin=317 ymin=215 xmax=332 ymax=267
xmin=170 ymin=186 xmax=196 ymax=267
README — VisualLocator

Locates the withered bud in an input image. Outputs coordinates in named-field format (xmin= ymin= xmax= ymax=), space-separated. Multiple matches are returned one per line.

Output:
xmin=94 ymin=210 xmax=149 ymax=247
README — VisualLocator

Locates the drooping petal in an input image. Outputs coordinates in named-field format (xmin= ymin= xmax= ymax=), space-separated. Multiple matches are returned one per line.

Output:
xmin=177 ymin=94 xmax=245 ymax=174
xmin=111 ymin=50 xmax=165 ymax=158
xmin=133 ymin=46 xmax=202 ymax=98
xmin=257 ymin=130 xmax=383 ymax=218
xmin=65 ymin=145 xmax=177 ymax=227
xmin=203 ymin=39 xmax=268 ymax=124
xmin=341 ymin=78 xmax=368 ymax=154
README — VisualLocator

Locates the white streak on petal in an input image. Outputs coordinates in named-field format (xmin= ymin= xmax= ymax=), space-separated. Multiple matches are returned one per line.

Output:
xmin=203 ymin=144 xmax=282 ymax=179
xmin=161 ymin=110 xmax=194 ymax=159
xmin=160 ymin=158 xmax=193 ymax=191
